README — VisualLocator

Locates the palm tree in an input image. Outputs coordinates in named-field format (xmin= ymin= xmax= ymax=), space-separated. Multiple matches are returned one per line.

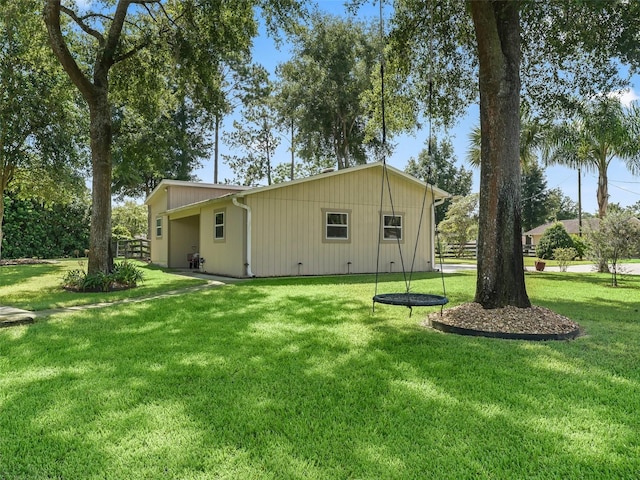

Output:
xmin=543 ymin=97 xmax=640 ymax=219
xmin=467 ymin=106 xmax=547 ymax=172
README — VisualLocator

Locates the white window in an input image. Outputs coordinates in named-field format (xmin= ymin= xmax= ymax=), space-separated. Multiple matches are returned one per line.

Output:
xmin=326 ymin=212 xmax=349 ymax=240
xmin=155 ymin=217 xmax=162 ymax=238
xmin=383 ymin=214 xmax=403 ymax=240
xmin=214 ymin=211 xmax=225 ymax=240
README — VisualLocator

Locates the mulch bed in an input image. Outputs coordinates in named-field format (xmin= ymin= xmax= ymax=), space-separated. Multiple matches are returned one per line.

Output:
xmin=425 ymin=302 xmax=583 ymax=341
xmin=0 ymin=258 xmax=55 ymax=266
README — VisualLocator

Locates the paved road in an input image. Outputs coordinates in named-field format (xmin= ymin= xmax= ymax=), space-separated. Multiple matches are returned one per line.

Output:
xmin=443 ymin=263 xmax=640 ymax=275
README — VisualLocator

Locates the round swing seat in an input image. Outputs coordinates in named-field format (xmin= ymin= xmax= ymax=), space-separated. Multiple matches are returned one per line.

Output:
xmin=373 ymin=293 xmax=449 ymax=307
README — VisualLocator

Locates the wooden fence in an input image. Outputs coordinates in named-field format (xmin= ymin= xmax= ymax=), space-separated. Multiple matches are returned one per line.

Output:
xmin=113 ymin=239 xmax=150 ymax=260
xmin=436 ymin=242 xmax=537 ymax=259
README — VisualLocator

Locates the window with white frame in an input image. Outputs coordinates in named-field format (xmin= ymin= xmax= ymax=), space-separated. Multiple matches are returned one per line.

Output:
xmin=155 ymin=217 xmax=162 ymax=238
xmin=325 ymin=211 xmax=349 ymax=240
xmin=383 ymin=214 xmax=403 ymax=240
xmin=214 ymin=211 xmax=225 ymax=240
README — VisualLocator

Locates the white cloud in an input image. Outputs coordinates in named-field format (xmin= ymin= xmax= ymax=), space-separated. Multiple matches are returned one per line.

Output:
xmin=607 ymin=88 xmax=640 ymax=107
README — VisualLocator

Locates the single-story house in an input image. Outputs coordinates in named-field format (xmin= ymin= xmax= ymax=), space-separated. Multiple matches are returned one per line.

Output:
xmin=523 ymin=219 xmax=600 ymax=246
xmin=145 ymin=162 xmax=450 ymax=277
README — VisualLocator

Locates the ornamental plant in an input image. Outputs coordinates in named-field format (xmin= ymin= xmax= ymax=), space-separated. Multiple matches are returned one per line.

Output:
xmin=535 ymin=222 xmax=574 ymax=260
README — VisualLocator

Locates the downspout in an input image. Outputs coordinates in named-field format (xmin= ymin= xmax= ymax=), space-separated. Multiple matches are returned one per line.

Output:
xmin=232 ymin=197 xmax=255 ymax=277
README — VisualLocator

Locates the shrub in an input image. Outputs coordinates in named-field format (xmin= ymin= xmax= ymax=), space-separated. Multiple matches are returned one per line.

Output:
xmin=111 ymin=261 xmax=145 ymax=287
xmin=570 ymin=234 xmax=589 ymax=259
xmin=61 ymin=262 xmax=144 ymax=292
xmin=535 ymin=222 xmax=574 ymax=260
xmin=553 ymin=247 xmax=577 ymax=272
xmin=62 ymin=269 xmax=86 ymax=289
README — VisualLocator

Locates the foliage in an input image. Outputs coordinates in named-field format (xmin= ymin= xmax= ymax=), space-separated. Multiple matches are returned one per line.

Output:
xmin=223 ymin=72 xmax=281 ymax=186
xmin=3 ymin=271 xmax=640 ymax=478
xmin=543 ymin=97 xmax=640 ymax=218
xmin=276 ymin=13 xmax=380 ymax=170
xmin=520 ymin=160 xmax=549 ymax=232
xmin=536 ymin=222 xmax=574 ymax=260
xmin=405 ymin=137 xmax=472 ymax=224
xmin=391 ymin=1 xmax=640 ymax=309
xmin=552 ymin=247 xmax=577 ymax=272
xmin=112 ymin=98 xmax=209 ymax=199
xmin=438 ymin=194 xmax=479 ymax=257
xmin=545 ymin=187 xmax=579 ymax=222
xmin=585 ymin=211 xmax=640 ymax=286
xmin=1 ymin=195 xmax=90 ymax=260
xmin=111 ymin=261 xmax=145 ymax=287
xmin=0 ymin=0 xmax=87 ymax=260
xmin=44 ymin=0 xmax=302 ymax=274
xmin=570 ymin=234 xmax=589 ymax=259
xmin=112 ymin=201 xmax=148 ymax=239
xmin=111 ymin=225 xmax=133 ymax=241
xmin=62 ymin=261 xmax=145 ymax=292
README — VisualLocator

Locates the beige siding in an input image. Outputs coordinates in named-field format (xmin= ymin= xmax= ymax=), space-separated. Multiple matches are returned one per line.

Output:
xmin=167 ymin=185 xmax=239 ymax=210
xmin=147 ymin=190 xmax=169 ymax=266
xmin=247 ymin=168 xmax=435 ymax=277
xmin=199 ymin=201 xmax=245 ymax=277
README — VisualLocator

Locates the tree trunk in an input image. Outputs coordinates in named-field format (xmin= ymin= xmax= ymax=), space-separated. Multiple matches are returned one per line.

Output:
xmin=596 ymin=162 xmax=608 ymax=219
xmin=596 ymin=162 xmax=610 ymax=272
xmin=88 ymin=95 xmax=114 ymax=274
xmin=0 ymin=195 xmax=4 ymax=261
xmin=470 ymin=1 xmax=531 ymax=309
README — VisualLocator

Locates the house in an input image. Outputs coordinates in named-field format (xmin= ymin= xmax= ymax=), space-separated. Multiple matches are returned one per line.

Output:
xmin=523 ymin=218 xmax=600 ymax=246
xmin=145 ymin=162 xmax=450 ymax=277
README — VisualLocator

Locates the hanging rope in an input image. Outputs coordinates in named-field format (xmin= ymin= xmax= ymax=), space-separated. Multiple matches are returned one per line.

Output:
xmin=372 ymin=0 xmax=448 ymax=316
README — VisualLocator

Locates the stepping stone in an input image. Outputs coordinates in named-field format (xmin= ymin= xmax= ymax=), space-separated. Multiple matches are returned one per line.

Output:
xmin=0 ymin=307 xmax=35 ymax=328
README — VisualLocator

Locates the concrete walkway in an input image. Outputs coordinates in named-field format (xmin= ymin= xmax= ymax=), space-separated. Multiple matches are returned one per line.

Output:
xmin=0 ymin=271 xmax=242 ymax=328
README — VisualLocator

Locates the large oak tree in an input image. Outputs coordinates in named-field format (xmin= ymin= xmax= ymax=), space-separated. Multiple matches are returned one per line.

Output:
xmin=391 ymin=0 xmax=640 ymax=309
xmin=44 ymin=0 xmax=299 ymax=274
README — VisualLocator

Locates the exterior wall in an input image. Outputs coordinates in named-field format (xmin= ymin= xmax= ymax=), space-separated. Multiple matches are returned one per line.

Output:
xmin=246 ymin=167 xmax=434 ymax=277
xmin=147 ymin=189 xmax=169 ymax=267
xmin=198 ymin=201 xmax=246 ymax=277
xmin=168 ymin=215 xmax=199 ymax=268
xmin=167 ymin=185 xmax=240 ymax=210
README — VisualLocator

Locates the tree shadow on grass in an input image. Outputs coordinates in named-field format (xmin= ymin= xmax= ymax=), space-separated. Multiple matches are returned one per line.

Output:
xmin=1 ymin=280 xmax=639 ymax=478
xmin=0 ymin=263 xmax=65 ymax=289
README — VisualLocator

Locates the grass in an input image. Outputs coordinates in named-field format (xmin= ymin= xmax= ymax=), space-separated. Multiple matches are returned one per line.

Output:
xmin=1 ymin=268 xmax=640 ymax=478
xmin=0 ymin=259 xmax=207 ymax=310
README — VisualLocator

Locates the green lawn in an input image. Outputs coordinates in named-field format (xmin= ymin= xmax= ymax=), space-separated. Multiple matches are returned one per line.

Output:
xmin=0 ymin=259 xmax=207 ymax=310
xmin=1 ymin=268 xmax=639 ymax=479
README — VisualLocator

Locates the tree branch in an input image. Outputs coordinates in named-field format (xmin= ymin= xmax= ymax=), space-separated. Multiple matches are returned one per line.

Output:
xmin=44 ymin=0 xmax=96 ymax=101
xmin=60 ymin=5 xmax=104 ymax=45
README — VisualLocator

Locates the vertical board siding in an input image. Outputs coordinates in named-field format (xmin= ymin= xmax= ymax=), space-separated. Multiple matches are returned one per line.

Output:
xmin=247 ymin=167 xmax=434 ymax=277
xmin=147 ymin=190 xmax=168 ymax=266
xmin=199 ymin=201 xmax=245 ymax=277
xmin=168 ymin=185 xmax=243 ymax=210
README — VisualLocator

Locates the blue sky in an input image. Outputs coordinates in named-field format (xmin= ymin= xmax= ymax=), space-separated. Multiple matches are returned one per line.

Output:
xmin=192 ymin=0 xmax=640 ymax=216
xmin=74 ymin=0 xmax=640 ymax=213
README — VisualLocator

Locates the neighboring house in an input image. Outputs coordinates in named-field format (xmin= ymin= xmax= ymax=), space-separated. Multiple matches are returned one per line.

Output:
xmin=524 ymin=218 xmax=601 ymax=246
xmin=145 ymin=162 xmax=450 ymax=277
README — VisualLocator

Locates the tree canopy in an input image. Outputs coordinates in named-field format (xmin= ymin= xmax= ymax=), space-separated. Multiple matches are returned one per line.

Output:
xmin=1 ymin=0 xmax=86 ymax=259
xmin=276 ymin=13 xmax=380 ymax=170
xmin=390 ymin=0 xmax=640 ymax=309
xmin=44 ymin=0 xmax=301 ymax=274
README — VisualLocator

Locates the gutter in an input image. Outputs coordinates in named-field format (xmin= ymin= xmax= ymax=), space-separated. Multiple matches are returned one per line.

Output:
xmin=232 ymin=197 xmax=255 ymax=277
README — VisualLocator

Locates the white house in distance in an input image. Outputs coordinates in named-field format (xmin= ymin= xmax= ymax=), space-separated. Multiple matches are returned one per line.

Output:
xmin=145 ymin=162 xmax=450 ymax=277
